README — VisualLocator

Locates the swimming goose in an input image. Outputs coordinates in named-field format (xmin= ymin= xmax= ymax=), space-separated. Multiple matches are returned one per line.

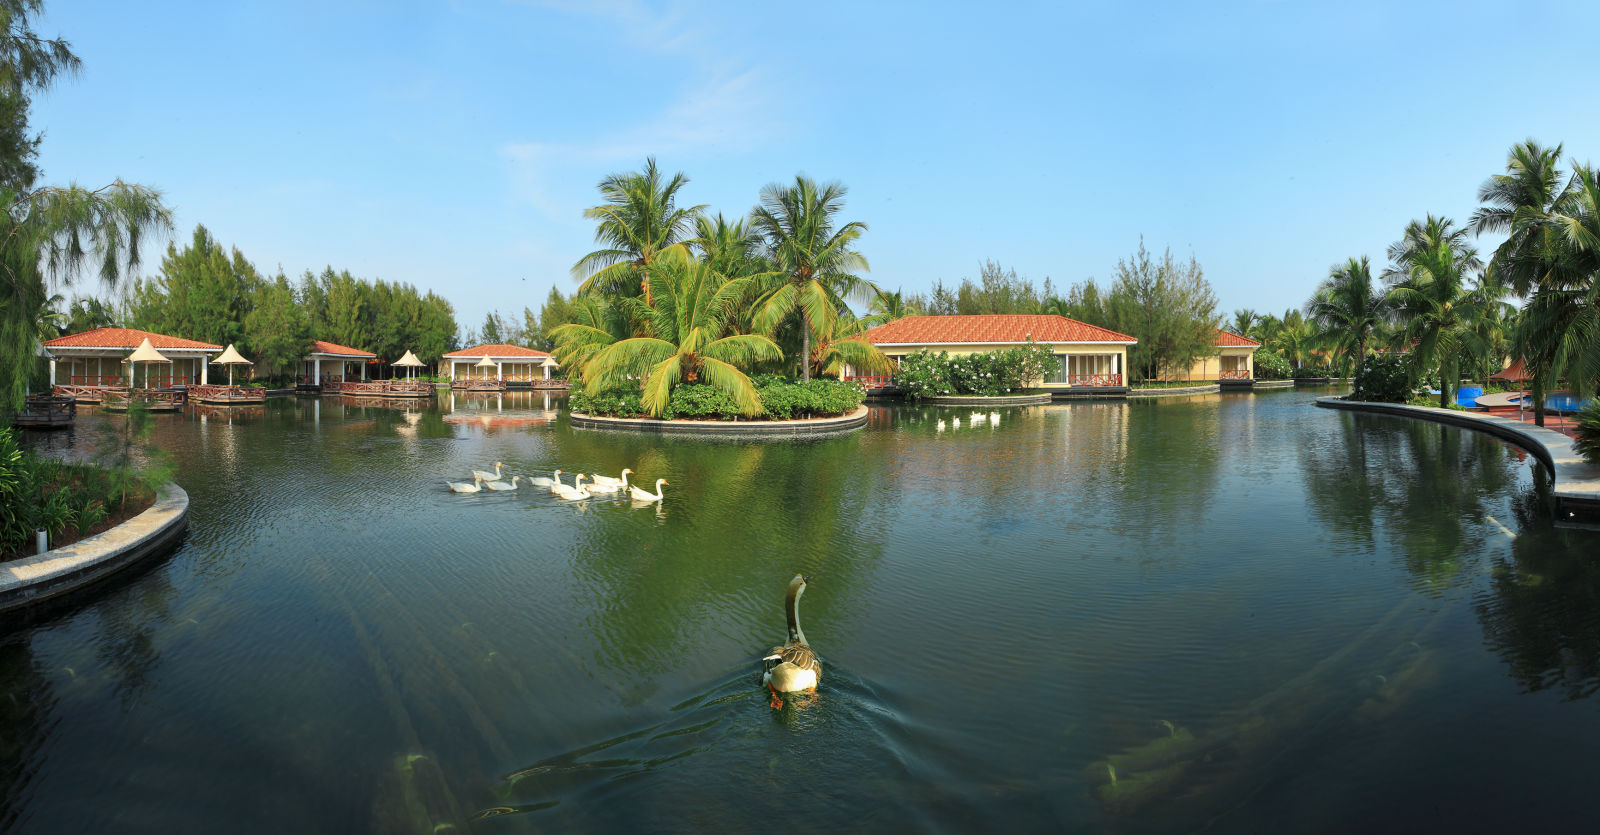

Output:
xmin=472 ymin=461 xmax=505 ymax=482
xmin=589 ymin=468 xmax=632 ymax=490
xmin=482 ymin=475 xmax=522 ymax=491
xmin=528 ymin=471 xmax=558 ymax=488
xmin=545 ymin=470 xmax=569 ymax=494
xmin=763 ymin=574 xmax=821 ymax=705
xmin=628 ymin=478 xmax=667 ymax=502
xmin=553 ymin=473 xmax=590 ymax=501
xmin=446 ymin=475 xmax=483 ymax=493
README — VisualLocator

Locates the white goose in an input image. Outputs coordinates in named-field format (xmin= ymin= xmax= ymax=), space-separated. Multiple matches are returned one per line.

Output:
xmin=445 ymin=475 xmax=483 ymax=493
xmin=586 ymin=475 xmax=626 ymax=494
xmin=628 ymin=478 xmax=668 ymax=503
xmin=545 ymin=470 xmax=570 ymax=494
xmin=527 ymin=471 xmax=558 ymax=488
xmin=471 ymin=461 xmax=505 ymax=482
xmin=482 ymin=475 xmax=522 ymax=491
xmin=553 ymin=473 xmax=591 ymax=501
xmin=589 ymin=468 xmax=632 ymax=490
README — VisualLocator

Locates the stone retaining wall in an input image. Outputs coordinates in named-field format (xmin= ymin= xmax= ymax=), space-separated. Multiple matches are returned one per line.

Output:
xmin=921 ymin=393 xmax=1053 ymax=406
xmin=0 ymin=483 xmax=189 ymax=613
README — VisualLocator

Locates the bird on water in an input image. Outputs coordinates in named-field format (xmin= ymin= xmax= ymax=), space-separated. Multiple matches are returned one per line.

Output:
xmin=762 ymin=574 xmax=821 ymax=708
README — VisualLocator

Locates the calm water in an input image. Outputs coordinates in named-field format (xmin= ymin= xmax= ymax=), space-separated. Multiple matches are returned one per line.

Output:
xmin=4 ymin=389 xmax=1599 ymax=833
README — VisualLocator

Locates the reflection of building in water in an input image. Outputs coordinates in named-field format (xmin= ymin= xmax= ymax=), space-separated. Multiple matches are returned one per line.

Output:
xmin=443 ymin=390 xmax=560 ymax=433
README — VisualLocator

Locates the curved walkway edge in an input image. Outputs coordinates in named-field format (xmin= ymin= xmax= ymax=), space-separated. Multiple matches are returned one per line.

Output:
xmin=570 ymin=405 xmax=869 ymax=437
xmin=0 ymin=482 xmax=189 ymax=613
xmin=1128 ymin=384 xmax=1221 ymax=398
xmin=1315 ymin=396 xmax=1600 ymax=518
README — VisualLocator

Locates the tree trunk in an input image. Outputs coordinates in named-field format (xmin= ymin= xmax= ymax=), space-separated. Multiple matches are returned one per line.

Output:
xmin=1532 ymin=376 xmax=1546 ymax=428
xmin=801 ymin=309 xmax=812 ymax=382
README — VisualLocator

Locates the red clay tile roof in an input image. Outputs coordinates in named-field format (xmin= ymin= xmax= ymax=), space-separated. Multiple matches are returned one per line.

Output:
xmin=860 ymin=315 xmax=1136 ymax=346
xmin=442 ymin=343 xmax=553 ymax=359
xmin=1215 ymin=329 xmax=1261 ymax=348
xmin=308 ymin=340 xmax=376 ymax=358
xmin=43 ymin=327 xmax=221 ymax=351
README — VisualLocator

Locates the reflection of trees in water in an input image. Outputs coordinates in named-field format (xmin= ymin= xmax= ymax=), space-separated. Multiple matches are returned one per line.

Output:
xmin=561 ymin=436 xmax=887 ymax=686
xmin=0 ymin=639 xmax=49 ymax=830
xmin=1119 ymin=399 xmax=1220 ymax=548
xmin=1475 ymin=470 xmax=1600 ymax=701
xmin=1298 ymin=414 xmax=1519 ymax=592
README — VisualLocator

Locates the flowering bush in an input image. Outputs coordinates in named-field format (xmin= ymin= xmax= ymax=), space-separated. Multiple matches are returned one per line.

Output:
xmin=571 ymin=378 xmax=864 ymax=420
xmin=1350 ymin=353 xmax=1411 ymax=403
xmin=1252 ymin=350 xmax=1292 ymax=380
xmin=894 ymin=342 xmax=1061 ymax=399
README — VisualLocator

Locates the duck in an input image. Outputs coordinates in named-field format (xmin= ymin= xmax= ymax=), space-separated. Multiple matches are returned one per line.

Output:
xmin=762 ymin=574 xmax=821 ymax=706
xmin=553 ymin=473 xmax=591 ymax=501
xmin=445 ymin=475 xmax=483 ymax=493
xmin=628 ymin=478 xmax=667 ymax=502
xmin=527 ymin=470 xmax=558 ymax=488
xmin=589 ymin=468 xmax=632 ymax=490
xmin=970 ymin=411 xmax=987 ymax=425
xmin=482 ymin=475 xmax=522 ymax=491
xmin=472 ymin=461 xmax=505 ymax=482
xmin=989 ymin=410 xmax=1000 ymax=424
xmin=936 ymin=419 xmax=946 ymax=432
xmin=951 ymin=417 xmax=961 ymax=428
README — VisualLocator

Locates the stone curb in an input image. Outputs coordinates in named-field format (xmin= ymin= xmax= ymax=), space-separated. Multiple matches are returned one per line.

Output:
xmin=570 ymin=405 xmax=869 ymax=437
xmin=0 ymin=483 xmax=188 ymax=613
xmin=1315 ymin=397 xmax=1600 ymax=518
xmin=1127 ymin=384 xmax=1221 ymax=397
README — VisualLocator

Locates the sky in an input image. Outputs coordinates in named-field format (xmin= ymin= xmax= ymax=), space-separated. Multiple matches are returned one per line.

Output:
xmin=29 ymin=0 xmax=1600 ymax=334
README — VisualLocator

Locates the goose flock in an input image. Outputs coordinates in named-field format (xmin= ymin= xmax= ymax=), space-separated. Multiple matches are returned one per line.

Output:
xmin=445 ymin=464 xmax=667 ymax=504
xmin=936 ymin=410 xmax=1002 ymax=432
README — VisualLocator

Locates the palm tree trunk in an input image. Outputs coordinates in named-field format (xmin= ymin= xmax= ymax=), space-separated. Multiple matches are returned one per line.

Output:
xmin=801 ymin=309 xmax=812 ymax=382
xmin=1532 ymin=376 xmax=1546 ymax=428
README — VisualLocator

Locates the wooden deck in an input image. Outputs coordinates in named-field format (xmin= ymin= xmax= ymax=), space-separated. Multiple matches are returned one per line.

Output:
xmin=451 ymin=379 xmax=507 ymax=392
xmin=325 ymin=380 xmax=435 ymax=399
xmin=187 ymin=384 xmax=267 ymax=405
xmin=102 ymin=389 xmax=186 ymax=412
xmin=12 ymin=396 xmax=75 ymax=429
xmin=54 ymin=383 xmax=126 ymax=403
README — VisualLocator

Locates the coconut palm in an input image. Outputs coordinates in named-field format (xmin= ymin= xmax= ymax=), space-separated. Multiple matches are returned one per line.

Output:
xmin=807 ymin=312 xmax=894 ymax=380
xmin=1229 ymin=309 xmax=1261 ymax=340
xmin=1306 ymin=257 xmax=1390 ymax=373
xmin=1268 ymin=309 xmax=1314 ymax=370
xmin=1385 ymin=217 xmax=1493 ymax=408
xmin=750 ymin=176 xmax=873 ymax=382
xmin=546 ymin=294 xmax=635 ymax=376
xmin=866 ymin=288 xmax=917 ymax=325
xmin=1471 ymin=140 xmax=1572 ymax=424
xmin=578 ymin=250 xmax=782 ymax=417
xmin=1540 ymin=162 xmax=1600 ymax=398
xmin=571 ymin=158 xmax=706 ymax=303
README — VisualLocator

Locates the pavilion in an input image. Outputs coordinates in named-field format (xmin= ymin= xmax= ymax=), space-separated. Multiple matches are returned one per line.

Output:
xmin=42 ymin=328 xmax=222 ymax=395
xmin=441 ymin=344 xmax=561 ymax=388
xmin=856 ymin=314 xmax=1138 ymax=390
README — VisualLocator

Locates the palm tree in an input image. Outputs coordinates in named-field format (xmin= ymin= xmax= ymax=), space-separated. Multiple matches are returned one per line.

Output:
xmin=546 ymin=295 xmax=635 ymax=376
xmin=1272 ymin=309 xmax=1315 ymax=370
xmin=571 ymin=158 xmax=706 ymax=304
xmin=1386 ymin=217 xmax=1493 ymax=408
xmin=1471 ymin=140 xmax=1570 ymax=425
xmin=750 ymin=175 xmax=872 ymax=382
xmin=1306 ymin=257 xmax=1389 ymax=373
xmin=807 ymin=312 xmax=894 ymax=380
xmin=1529 ymin=162 xmax=1600 ymax=400
xmin=1230 ymin=308 xmax=1260 ymax=340
xmin=576 ymin=250 xmax=782 ymax=416
xmin=866 ymin=287 xmax=917 ymax=325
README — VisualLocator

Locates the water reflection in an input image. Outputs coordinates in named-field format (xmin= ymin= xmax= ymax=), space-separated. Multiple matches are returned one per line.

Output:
xmin=1298 ymin=413 xmax=1520 ymax=592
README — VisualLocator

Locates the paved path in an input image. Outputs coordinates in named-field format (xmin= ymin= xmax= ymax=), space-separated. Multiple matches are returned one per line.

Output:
xmin=1474 ymin=391 xmax=1580 ymax=438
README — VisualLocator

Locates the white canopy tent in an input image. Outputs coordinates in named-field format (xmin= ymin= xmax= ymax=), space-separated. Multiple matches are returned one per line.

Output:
xmin=213 ymin=343 xmax=254 ymax=386
xmin=126 ymin=338 xmax=172 ymax=389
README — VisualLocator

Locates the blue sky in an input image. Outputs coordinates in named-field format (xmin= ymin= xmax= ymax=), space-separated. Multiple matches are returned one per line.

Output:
xmin=31 ymin=1 xmax=1600 ymax=334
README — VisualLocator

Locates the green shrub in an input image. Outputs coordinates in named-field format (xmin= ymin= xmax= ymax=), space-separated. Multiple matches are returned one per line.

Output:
xmin=1351 ymin=353 xmax=1411 ymax=403
xmin=1 ymin=427 xmax=153 ymax=560
xmin=895 ymin=342 xmax=1061 ymax=399
xmin=1574 ymin=400 xmax=1600 ymax=464
xmin=1253 ymin=350 xmax=1291 ymax=380
xmin=571 ymin=378 xmax=864 ymax=420
xmin=568 ymin=381 xmax=648 ymax=418
xmin=894 ymin=350 xmax=955 ymax=399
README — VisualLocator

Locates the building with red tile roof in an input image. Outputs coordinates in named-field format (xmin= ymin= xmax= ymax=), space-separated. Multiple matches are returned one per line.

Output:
xmin=42 ymin=327 xmax=222 ymax=388
xmin=856 ymin=314 xmax=1136 ymax=388
xmin=1181 ymin=329 xmax=1263 ymax=381
xmin=442 ymin=343 xmax=559 ymax=384
xmin=301 ymin=340 xmax=379 ymax=387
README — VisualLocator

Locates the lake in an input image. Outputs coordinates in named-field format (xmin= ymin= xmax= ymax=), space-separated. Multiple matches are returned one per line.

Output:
xmin=4 ymin=388 xmax=1598 ymax=832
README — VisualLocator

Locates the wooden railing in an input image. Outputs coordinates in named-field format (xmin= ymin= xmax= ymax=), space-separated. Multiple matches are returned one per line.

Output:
xmin=451 ymin=378 xmax=507 ymax=391
xmin=55 ymin=384 xmax=127 ymax=401
xmin=328 ymin=379 xmax=434 ymax=397
xmin=188 ymin=384 xmax=266 ymax=403
xmin=1219 ymin=369 xmax=1252 ymax=380
xmin=104 ymin=388 xmax=187 ymax=409
xmin=1069 ymin=374 xmax=1122 ymax=387
xmin=843 ymin=375 xmax=895 ymax=389
xmin=119 ymin=374 xmax=192 ymax=388
xmin=15 ymin=395 xmax=74 ymax=427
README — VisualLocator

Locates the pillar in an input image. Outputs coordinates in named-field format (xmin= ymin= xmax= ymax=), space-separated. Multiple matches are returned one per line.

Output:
xmin=313 ymin=357 xmax=322 ymax=385
xmin=201 ymin=356 xmax=209 ymax=385
xmin=496 ymin=361 xmax=503 ymax=381
xmin=49 ymin=358 xmax=56 ymax=386
xmin=361 ymin=362 xmax=367 ymax=381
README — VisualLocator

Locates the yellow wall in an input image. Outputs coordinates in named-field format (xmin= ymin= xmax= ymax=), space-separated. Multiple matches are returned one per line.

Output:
xmin=1177 ymin=347 xmax=1256 ymax=381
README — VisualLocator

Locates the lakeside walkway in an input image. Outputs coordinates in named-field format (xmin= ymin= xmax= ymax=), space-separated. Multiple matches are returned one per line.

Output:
xmin=1317 ymin=396 xmax=1599 ymax=519
xmin=1474 ymin=391 xmax=1581 ymax=439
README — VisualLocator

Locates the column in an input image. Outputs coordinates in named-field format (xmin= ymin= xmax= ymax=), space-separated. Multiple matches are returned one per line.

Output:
xmin=313 ymin=357 xmax=322 ymax=385
xmin=361 ymin=361 xmax=367 ymax=381
xmin=201 ymin=356 xmax=209 ymax=385
xmin=49 ymin=358 xmax=56 ymax=386
xmin=496 ymin=361 xmax=503 ymax=381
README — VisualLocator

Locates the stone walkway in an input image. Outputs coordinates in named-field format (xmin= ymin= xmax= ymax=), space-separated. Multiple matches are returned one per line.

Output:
xmin=1475 ymin=391 xmax=1581 ymax=439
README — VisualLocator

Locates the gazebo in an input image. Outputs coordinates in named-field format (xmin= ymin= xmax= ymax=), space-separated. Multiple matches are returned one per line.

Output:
xmin=441 ymin=343 xmax=561 ymax=389
xmin=300 ymin=340 xmax=377 ymax=391
xmin=190 ymin=344 xmax=266 ymax=405
xmin=42 ymin=328 xmax=222 ymax=401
